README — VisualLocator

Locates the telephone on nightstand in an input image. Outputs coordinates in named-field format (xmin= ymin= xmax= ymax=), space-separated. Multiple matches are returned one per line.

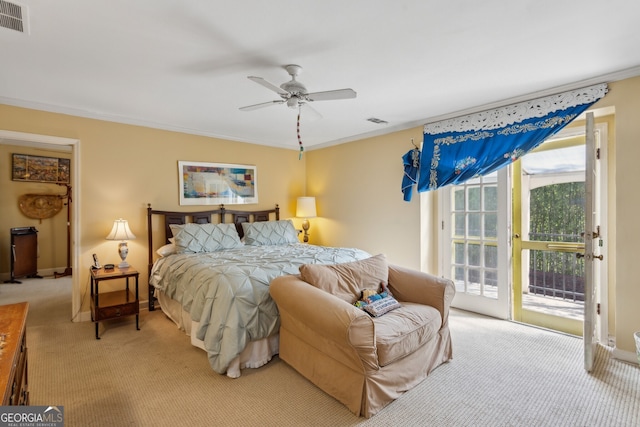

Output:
xmin=92 ymin=254 xmax=101 ymax=270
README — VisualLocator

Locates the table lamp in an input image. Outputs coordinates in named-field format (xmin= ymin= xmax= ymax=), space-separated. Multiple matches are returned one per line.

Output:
xmin=106 ymin=218 xmax=136 ymax=268
xmin=296 ymin=197 xmax=317 ymax=243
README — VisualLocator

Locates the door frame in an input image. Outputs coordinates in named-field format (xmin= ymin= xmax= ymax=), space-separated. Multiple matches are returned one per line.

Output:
xmin=0 ymin=130 xmax=82 ymax=321
xmin=434 ymin=117 xmax=609 ymax=342
xmin=512 ymin=120 xmax=608 ymax=340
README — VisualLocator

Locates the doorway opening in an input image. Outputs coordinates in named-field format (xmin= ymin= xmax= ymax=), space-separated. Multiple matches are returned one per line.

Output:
xmin=0 ymin=130 xmax=81 ymax=321
xmin=514 ymin=133 xmax=587 ymax=335
xmin=437 ymin=117 xmax=610 ymax=338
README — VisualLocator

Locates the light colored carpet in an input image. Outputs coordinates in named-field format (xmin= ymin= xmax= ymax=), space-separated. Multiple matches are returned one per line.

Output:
xmin=1 ymin=274 xmax=72 ymax=326
xmin=2 ymin=277 xmax=639 ymax=426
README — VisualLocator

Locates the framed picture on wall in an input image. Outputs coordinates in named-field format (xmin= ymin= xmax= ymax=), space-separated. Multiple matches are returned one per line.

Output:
xmin=178 ymin=161 xmax=258 ymax=205
xmin=12 ymin=153 xmax=71 ymax=184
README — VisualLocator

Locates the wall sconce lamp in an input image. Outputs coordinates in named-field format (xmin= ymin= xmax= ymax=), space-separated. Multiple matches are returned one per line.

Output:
xmin=105 ymin=218 xmax=136 ymax=269
xmin=296 ymin=197 xmax=317 ymax=243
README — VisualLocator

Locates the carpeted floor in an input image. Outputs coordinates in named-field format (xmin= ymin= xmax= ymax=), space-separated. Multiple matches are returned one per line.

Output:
xmin=2 ymin=276 xmax=639 ymax=426
xmin=1 ymin=274 xmax=72 ymax=326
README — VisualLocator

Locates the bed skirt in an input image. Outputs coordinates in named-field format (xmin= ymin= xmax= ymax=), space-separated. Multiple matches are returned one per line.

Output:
xmin=156 ymin=290 xmax=279 ymax=378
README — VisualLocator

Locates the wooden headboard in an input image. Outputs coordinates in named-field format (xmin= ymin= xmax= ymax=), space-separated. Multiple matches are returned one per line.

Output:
xmin=146 ymin=203 xmax=279 ymax=310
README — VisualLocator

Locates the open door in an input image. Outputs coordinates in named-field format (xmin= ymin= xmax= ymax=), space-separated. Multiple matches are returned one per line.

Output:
xmin=584 ymin=112 xmax=602 ymax=372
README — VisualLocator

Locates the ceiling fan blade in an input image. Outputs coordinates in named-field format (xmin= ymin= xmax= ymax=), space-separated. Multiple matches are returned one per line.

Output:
xmin=306 ymin=88 xmax=357 ymax=101
xmin=239 ymin=100 xmax=285 ymax=111
xmin=247 ymin=76 xmax=290 ymax=96
xmin=300 ymin=103 xmax=323 ymax=121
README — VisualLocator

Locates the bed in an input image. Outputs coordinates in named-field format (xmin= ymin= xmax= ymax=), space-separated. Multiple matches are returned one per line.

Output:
xmin=146 ymin=204 xmax=370 ymax=378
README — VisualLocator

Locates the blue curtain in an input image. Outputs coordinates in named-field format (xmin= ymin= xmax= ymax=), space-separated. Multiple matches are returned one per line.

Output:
xmin=402 ymin=148 xmax=421 ymax=201
xmin=416 ymin=84 xmax=607 ymax=193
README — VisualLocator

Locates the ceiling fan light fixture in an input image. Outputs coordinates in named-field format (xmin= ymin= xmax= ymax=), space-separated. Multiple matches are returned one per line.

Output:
xmin=281 ymin=80 xmax=307 ymax=95
xmin=240 ymin=65 xmax=357 ymax=113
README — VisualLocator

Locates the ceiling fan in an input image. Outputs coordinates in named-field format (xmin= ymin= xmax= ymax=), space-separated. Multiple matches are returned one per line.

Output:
xmin=239 ymin=64 xmax=357 ymax=116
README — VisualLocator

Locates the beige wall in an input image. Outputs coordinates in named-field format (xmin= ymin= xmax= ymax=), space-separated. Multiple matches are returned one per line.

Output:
xmin=0 ymin=144 xmax=71 ymax=273
xmin=305 ymin=127 xmax=426 ymax=269
xmin=0 ymin=105 xmax=306 ymax=310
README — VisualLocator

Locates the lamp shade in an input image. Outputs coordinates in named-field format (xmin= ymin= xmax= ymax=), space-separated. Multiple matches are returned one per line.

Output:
xmin=105 ymin=218 xmax=136 ymax=241
xmin=296 ymin=197 xmax=317 ymax=218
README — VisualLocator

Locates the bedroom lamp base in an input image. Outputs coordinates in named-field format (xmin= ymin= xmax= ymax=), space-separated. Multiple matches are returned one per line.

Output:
xmin=118 ymin=241 xmax=130 ymax=269
xmin=302 ymin=219 xmax=310 ymax=243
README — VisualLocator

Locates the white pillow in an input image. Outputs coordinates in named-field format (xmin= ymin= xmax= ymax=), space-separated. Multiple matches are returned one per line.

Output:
xmin=156 ymin=243 xmax=176 ymax=257
xmin=242 ymin=220 xmax=299 ymax=246
xmin=170 ymin=223 xmax=243 ymax=253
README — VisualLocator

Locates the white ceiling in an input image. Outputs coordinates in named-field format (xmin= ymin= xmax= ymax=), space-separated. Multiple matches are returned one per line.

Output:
xmin=2 ymin=0 xmax=640 ymax=151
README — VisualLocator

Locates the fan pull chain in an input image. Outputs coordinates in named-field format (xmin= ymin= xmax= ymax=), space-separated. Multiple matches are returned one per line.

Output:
xmin=297 ymin=110 xmax=304 ymax=160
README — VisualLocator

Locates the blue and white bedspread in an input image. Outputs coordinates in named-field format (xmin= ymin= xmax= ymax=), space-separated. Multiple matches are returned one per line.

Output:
xmin=149 ymin=243 xmax=370 ymax=374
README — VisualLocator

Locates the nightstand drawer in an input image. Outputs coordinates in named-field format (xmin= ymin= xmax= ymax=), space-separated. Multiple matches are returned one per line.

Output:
xmin=95 ymin=301 xmax=138 ymax=321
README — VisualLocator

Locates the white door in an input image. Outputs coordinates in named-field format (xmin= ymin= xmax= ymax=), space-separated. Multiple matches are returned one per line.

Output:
xmin=439 ymin=169 xmax=511 ymax=319
xmin=584 ymin=112 xmax=602 ymax=372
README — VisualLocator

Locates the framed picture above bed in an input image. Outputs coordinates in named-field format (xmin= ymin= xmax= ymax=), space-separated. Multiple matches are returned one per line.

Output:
xmin=178 ymin=161 xmax=258 ymax=205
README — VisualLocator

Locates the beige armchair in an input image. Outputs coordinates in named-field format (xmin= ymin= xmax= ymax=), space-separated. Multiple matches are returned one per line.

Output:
xmin=270 ymin=256 xmax=455 ymax=418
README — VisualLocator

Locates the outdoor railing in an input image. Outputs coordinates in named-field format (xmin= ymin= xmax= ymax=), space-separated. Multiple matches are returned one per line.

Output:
xmin=528 ymin=232 xmax=585 ymax=303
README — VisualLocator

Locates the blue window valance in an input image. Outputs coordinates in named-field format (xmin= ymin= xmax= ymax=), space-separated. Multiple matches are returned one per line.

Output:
xmin=414 ymin=83 xmax=607 ymax=193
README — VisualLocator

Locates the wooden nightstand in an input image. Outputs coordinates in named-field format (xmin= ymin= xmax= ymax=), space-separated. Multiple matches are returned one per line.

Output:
xmin=90 ymin=267 xmax=139 ymax=339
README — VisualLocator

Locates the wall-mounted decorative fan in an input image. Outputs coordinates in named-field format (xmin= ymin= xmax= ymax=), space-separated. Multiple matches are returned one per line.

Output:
xmin=239 ymin=64 xmax=356 ymax=115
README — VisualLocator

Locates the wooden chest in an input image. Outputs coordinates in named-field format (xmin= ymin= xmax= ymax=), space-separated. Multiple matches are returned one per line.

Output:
xmin=0 ymin=302 xmax=29 ymax=406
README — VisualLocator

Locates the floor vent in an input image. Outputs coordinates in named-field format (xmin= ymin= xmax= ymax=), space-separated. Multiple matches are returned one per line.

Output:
xmin=0 ymin=0 xmax=27 ymax=33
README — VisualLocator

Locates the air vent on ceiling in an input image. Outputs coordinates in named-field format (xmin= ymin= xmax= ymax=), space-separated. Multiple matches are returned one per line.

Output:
xmin=367 ymin=117 xmax=388 ymax=125
xmin=0 ymin=0 xmax=28 ymax=34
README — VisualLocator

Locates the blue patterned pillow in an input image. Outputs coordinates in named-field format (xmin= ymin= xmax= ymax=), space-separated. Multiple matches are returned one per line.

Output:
xmin=362 ymin=295 xmax=401 ymax=317
xmin=353 ymin=281 xmax=401 ymax=317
